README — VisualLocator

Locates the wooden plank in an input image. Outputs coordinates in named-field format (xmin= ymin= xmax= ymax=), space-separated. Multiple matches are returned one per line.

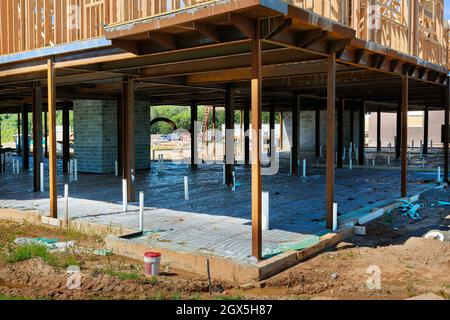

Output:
xmin=326 ymin=53 xmax=336 ymax=230
xmin=251 ymin=22 xmax=262 ymax=261
xmin=47 ymin=58 xmax=58 ymax=218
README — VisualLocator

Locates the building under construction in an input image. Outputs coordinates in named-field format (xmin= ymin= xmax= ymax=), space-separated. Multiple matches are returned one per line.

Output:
xmin=0 ymin=0 xmax=449 ymax=281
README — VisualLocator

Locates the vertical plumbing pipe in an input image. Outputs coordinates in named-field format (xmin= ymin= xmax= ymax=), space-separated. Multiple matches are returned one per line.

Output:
xmin=303 ymin=159 xmax=306 ymax=177
xmin=64 ymin=184 xmax=69 ymax=228
xmin=40 ymin=163 xmax=44 ymax=192
xmin=343 ymin=147 xmax=346 ymax=160
xmin=438 ymin=167 xmax=441 ymax=183
xmin=349 ymin=158 xmax=353 ymax=170
xmin=16 ymin=160 xmax=20 ymax=174
xmin=223 ymin=163 xmax=226 ymax=184
xmin=139 ymin=191 xmax=144 ymax=232
xmin=122 ymin=179 xmax=128 ymax=212
xmin=69 ymin=159 xmax=73 ymax=182
xmin=184 ymin=176 xmax=189 ymax=200
xmin=372 ymin=158 xmax=375 ymax=167
xmin=115 ymin=161 xmax=118 ymax=177
xmin=332 ymin=202 xmax=338 ymax=231
xmin=289 ymin=152 xmax=292 ymax=175
xmin=74 ymin=159 xmax=78 ymax=182
xmin=232 ymin=171 xmax=236 ymax=191
xmin=388 ymin=155 xmax=391 ymax=167
xmin=262 ymin=192 xmax=269 ymax=231
xmin=12 ymin=159 xmax=15 ymax=174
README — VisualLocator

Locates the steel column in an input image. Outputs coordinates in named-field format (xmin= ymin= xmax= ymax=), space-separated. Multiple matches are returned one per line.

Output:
xmin=401 ymin=76 xmax=409 ymax=197
xmin=326 ymin=53 xmax=336 ymax=230
xmin=32 ymin=85 xmax=43 ymax=192
xmin=291 ymin=97 xmax=299 ymax=175
xmin=47 ymin=59 xmax=57 ymax=218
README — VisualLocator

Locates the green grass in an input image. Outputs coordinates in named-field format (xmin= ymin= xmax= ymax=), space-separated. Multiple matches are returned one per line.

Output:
xmin=101 ymin=269 xmax=141 ymax=281
xmin=1 ymin=243 xmax=81 ymax=269
xmin=216 ymin=295 xmax=244 ymax=301
xmin=171 ymin=292 xmax=182 ymax=300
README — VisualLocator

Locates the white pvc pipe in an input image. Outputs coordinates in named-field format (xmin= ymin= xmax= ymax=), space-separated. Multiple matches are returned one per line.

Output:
xmin=139 ymin=191 xmax=144 ymax=232
xmin=64 ymin=184 xmax=69 ymax=228
xmin=349 ymin=158 xmax=353 ymax=170
xmin=372 ymin=158 xmax=375 ymax=167
xmin=262 ymin=191 xmax=269 ymax=231
xmin=74 ymin=159 xmax=78 ymax=182
xmin=387 ymin=155 xmax=391 ymax=167
xmin=12 ymin=159 xmax=16 ymax=174
xmin=223 ymin=163 xmax=226 ymax=184
xmin=332 ymin=202 xmax=338 ymax=232
xmin=16 ymin=160 xmax=20 ymax=174
xmin=184 ymin=176 xmax=189 ymax=200
xmin=115 ymin=161 xmax=118 ymax=177
xmin=122 ymin=179 xmax=128 ymax=212
xmin=40 ymin=163 xmax=44 ymax=192
xmin=437 ymin=167 xmax=441 ymax=183
xmin=289 ymin=152 xmax=292 ymax=175
xmin=69 ymin=159 xmax=73 ymax=182
xmin=303 ymin=159 xmax=306 ymax=178
xmin=232 ymin=171 xmax=236 ymax=191
xmin=343 ymin=147 xmax=346 ymax=160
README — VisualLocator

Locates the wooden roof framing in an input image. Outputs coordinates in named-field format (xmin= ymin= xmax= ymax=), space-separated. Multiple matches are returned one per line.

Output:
xmin=0 ymin=0 xmax=448 ymax=113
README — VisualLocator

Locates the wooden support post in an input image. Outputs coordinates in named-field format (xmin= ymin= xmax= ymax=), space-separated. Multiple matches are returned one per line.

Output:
xmin=190 ymin=100 xmax=198 ymax=169
xmin=350 ymin=106 xmax=354 ymax=144
xmin=326 ymin=53 xmax=336 ymax=230
xmin=396 ymin=104 xmax=401 ymax=159
xmin=401 ymin=76 xmax=409 ymax=197
xmin=337 ymin=99 xmax=344 ymax=168
xmin=44 ymin=111 xmax=48 ymax=158
xmin=423 ymin=105 xmax=429 ymax=155
xmin=358 ymin=101 xmax=365 ymax=165
xmin=225 ymin=87 xmax=235 ymax=184
xmin=117 ymin=99 xmax=123 ymax=174
xmin=123 ymin=77 xmax=136 ymax=202
xmin=32 ymin=84 xmax=43 ymax=192
xmin=62 ymin=101 xmax=71 ymax=174
xmin=47 ymin=59 xmax=57 ymax=218
xmin=244 ymin=105 xmax=250 ymax=166
xmin=291 ymin=97 xmax=299 ymax=175
xmin=269 ymin=106 xmax=275 ymax=157
xmin=251 ymin=24 xmax=262 ymax=260
xmin=212 ymin=106 xmax=217 ymax=160
xmin=21 ymin=105 xmax=29 ymax=170
xmin=315 ymin=108 xmax=321 ymax=157
xmin=17 ymin=113 xmax=21 ymax=155
xmin=377 ymin=109 xmax=382 ymax=152
xmin=444 ymin=79 xmax=449 ymax=183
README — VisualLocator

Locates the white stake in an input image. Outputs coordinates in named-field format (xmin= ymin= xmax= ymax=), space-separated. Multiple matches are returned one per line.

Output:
xmin=139 ymin=191 xmax=144 ymax=232
xmin=12 ymin=159 xmax=16 ymax=174
xmin=122 ymin=179 xmax=128 ymax=212
xmin=40 ymin=163 xmax=44 ymax=192
xmin=184 ymin=176 xmax=189 ymax=200
xmin=74 ymin=159 xmax=78 ymax=182
xmin=64 ymin=184 xmax=69 ymax=228
xmin=115 ymin=161 xmax=118 ymax=177
xmin=349 ymin=158 xmax=353 ymax=170
xmin=303 ymin=159 xmax=307 ymax=178
xmin=69 ymin=159 xmax=73 ymax=182
xmin=16 ymin=160 xmax=20 ymax=174
xmin=232 ymin=171 xmax=236 ymax=191
xmin=332 ymin=202 xmax=338 ymax=232
xmin=223 ymin=163 xmax=226 ymax=184
xmin=262 ymin=192 xmax=269 ymax=231
xmin=437 ymin=167 xmax=441 ymax=183
xmin=387 ymin=155 xmax=391 ymax=167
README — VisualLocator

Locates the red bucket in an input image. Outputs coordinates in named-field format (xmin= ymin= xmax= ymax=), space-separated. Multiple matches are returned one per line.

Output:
xmin=144 ymin=252 xmax=161 ymax=276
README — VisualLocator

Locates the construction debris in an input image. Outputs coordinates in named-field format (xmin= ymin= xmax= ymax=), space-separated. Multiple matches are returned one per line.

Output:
xmin=397 ymin=200 xmax=421 ymax=220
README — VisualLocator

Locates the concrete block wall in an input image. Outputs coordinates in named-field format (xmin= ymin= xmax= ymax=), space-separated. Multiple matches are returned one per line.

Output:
xmin=73 ymin=100 xmax=150 ymax=174
xmin=74 ymin=100 xmax=118 ymax=174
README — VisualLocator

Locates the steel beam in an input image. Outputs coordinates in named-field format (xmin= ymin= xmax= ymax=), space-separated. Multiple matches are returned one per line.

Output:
xmin=401 ymin=76 xmax=409 ymax=197
xmin=326 ymin=53 xmax=336 ymax=230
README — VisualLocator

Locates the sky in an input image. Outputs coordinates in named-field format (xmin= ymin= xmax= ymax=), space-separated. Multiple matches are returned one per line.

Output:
xmin=446 ymin=0 xmax=450 ymax=20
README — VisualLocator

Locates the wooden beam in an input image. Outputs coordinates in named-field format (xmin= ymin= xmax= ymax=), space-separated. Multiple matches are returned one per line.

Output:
xmin=251 ymin=23 xmax=262 ymax=261
xmin=47 ymin=59 xmax=57 ymax=218
xmin=193 ymin=22 xmax=222 ymax=43
xmin=32 ymin=85 xmax=43 ymax=192
xmin=297 ymin=29 xmax=328 ymax=48
xmin=229 ymin=13 xmax=255 ymax=39
xmin=326 ymin=53 xmax=336 ymax=230
xmin=401 ymin=75 xmax=409 ymax=197
xmin=148 ymin=32 xmax=178 ymax=50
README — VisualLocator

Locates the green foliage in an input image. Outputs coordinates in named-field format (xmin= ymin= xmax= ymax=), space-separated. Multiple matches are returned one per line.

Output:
xmin=101 ymin=268 xmax=141 ymax=281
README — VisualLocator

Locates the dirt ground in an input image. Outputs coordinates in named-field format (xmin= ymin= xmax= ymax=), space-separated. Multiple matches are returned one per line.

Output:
xmin=0 ymin=186 xmax=449 ymax=300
